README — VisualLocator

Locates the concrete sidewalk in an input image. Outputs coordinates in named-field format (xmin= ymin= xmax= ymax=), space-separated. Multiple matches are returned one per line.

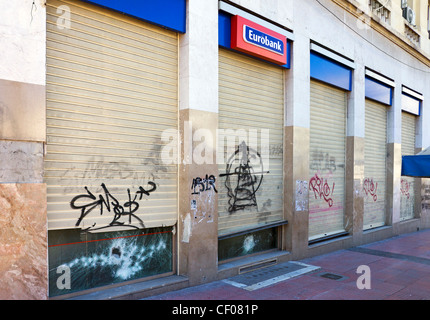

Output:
xmin=144 ymin=229 xmax=430 ymax=300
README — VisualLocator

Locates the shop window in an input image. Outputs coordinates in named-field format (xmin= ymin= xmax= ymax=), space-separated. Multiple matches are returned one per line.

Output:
xmin=218 ymin=227 xmax=278 ymax=262
xmin=48 ymin=226 xmax=174 ymax=297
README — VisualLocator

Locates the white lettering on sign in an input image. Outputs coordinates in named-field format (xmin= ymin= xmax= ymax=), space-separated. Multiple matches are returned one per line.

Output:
xmin=243 ymin=25 xmax=284 ymax=55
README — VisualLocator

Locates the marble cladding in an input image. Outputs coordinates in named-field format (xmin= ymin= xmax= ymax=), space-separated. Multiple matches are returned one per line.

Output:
xmin=178 ymin=109 xmax=219 ymax=286
xmin=0 ymin=79 xmax=46 ymax=142
xmin=0 ymin=183 xmax=47 ymax=300
xmin=0 ymin=141 xmax=44 ymax=183
xmin=0 ymin=0 xmax=46 ymax=86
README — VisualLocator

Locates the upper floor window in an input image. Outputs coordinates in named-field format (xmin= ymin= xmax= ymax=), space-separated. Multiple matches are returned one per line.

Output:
xmin=370 ymin=0 xmax=391 ymax=24
xmin=427 ymin=2 xmax=430 ymax=39
xmin=402 ymin=0 xmax=416 ymax=25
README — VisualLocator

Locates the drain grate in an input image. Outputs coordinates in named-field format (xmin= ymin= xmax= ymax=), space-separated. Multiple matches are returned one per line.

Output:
xmin=224 ymin=261 xmax=320 ymax=291
xmin=317 ymin=272 xmax=347 ymax=281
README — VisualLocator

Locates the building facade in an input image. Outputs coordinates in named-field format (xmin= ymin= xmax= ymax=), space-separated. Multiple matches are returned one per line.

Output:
xmin=1 ymin=0 xmax=430 ymax=299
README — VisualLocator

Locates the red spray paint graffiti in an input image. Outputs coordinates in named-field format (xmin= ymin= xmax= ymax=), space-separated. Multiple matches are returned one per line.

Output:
xmin=363 ymin=178 xmax=378 ymax=202
xmin=309 ymin=173 xmax=334 ymax=207
xmin=400 ymin=179 xmax=411 ymax=199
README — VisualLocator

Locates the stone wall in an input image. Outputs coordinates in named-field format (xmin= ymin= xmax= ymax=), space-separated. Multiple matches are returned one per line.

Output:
xmin=0 ymin=0 xmax=47 ymax=300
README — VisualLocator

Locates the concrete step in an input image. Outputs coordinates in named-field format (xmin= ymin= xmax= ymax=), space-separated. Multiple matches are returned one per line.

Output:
xmin=67 ymin=275 xmax=189 ymax=300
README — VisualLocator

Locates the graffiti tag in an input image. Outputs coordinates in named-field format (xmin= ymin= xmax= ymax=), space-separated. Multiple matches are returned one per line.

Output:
xmin=220 ymin=141 xmax=268 ymax=213
xmin=191 ymin=174 xmax=218 ymax=195
xmin=363 ymin=178 xmax=378 ymax=202
xmin=70 ymin=182 xmax=157 ymax=231
xmin=309 ymin=173 xmax=334 ymax=207
xmin=310 ymin=151 xmax=339 ymax=172
xmin=400 ymin=179 xmax=411 ymax=200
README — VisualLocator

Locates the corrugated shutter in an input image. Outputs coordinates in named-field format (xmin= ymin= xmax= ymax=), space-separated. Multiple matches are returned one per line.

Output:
xmin=309 ymin=81 xmax=346 ymax=241
xmin=363 ymin=99 xmax=387 ymax=230
xmin=218 ymin=49 xmax=284 ymax=236
xmin=401 ymin=111 xmax=416 ymax=220
xmin=45 ymin=0 xmax=178 ymax=231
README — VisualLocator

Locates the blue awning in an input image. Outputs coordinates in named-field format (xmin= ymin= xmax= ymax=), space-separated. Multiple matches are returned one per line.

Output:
xmin=402 ymin=147 xmax=430 ymax=177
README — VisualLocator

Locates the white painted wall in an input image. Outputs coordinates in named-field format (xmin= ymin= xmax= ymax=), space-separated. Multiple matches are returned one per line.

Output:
xmin=230 ymin=0 xmax=429 ymax=146
xmin=1 ymin=0 xmax=427 ymax=147
xmin=229 ymin=0 xmax=294 ymax=30
xmin=179 ymin=0 xmax=219 ymax=113
xmin=0 ymin=0 xmax=46 ymax=86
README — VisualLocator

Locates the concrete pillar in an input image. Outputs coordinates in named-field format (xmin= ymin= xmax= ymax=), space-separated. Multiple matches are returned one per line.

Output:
xmin=177 ymin=0 xmax=219 ymax=286
xmin=346 ymin=63 xmax=365 ymax=245
xmin=387 ymin=81 xmax=403 ymax=228
xmin=284 ymin=34 xmax=311 ymax=259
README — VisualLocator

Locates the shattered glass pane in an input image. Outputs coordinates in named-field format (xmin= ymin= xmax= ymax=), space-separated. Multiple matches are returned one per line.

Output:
xmin=218 ymin=227 xmax=277 ymax=261
xmin=48 ymin=227 xmax=173 ymax=297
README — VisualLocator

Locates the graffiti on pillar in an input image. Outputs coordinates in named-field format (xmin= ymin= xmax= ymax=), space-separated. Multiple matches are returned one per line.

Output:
xmin=363 ymin=178 xmax=378 ymax=202
xmin=191 ymin=174 xmax=218 ymax=195
xmin=190 ymin=175 xmax=217 ymax=224
xmin=220 ymin=141 xmax=269 ymax=213
xmin=295 ymin=180 xmax=308 ymax=212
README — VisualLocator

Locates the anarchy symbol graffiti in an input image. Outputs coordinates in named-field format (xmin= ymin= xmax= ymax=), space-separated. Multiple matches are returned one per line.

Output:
xmin=220 ymin=141 xmax=269 ymax=213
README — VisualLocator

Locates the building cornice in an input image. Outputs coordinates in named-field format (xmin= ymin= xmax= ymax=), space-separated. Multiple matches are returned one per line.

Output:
xmin=331 ymin=0 xmax=430 ymax=69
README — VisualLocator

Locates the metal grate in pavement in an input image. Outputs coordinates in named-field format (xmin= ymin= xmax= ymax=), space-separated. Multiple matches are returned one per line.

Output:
xmin=223 ymin=261 xmax=320 ymax=291
xmin=317 ymin=272 xmax=348 ymax=281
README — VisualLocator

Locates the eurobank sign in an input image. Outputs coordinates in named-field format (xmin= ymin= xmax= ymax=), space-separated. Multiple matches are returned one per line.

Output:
xmin=231 ymin=15 xmax=287 ymax=65
xmin=244 ymin=26 xmax=284 ymax=55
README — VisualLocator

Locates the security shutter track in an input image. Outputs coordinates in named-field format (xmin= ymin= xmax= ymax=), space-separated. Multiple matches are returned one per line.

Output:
xmin=401 ymin=111 xmax=416 ymax=221
xmin=45 ymin=0 xmax=178 ymax=231
xmin=218 ymin=49 xmax=284 ymax=236
xmin=363 ymin=99 xmax=387 ymax=230
xmin=309 ymin=81 xmax=347 ymax=241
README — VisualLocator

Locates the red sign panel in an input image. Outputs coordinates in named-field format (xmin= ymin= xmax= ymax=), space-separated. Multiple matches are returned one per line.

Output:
xmin=231 ymin=15 xmax=287 ymax=65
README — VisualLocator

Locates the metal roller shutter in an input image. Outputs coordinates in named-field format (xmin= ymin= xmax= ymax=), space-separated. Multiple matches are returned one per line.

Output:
xmin=218 ymin=49 xmax=284 ymax=236
xmin=45 ymin=0 xmax=178 ymax=231
xmin=309 ymin=81 xmax=347 ymax=241
xmin=363 ymin=99 xmax=387 ymax=230
xmin=401 ymin=111 xmax=416 ymax=221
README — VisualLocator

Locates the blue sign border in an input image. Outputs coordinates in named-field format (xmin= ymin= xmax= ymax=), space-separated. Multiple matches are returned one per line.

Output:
xmin=80 ymin=0 xmax=186 ymax=33
xmin=310 ymin=51 xmax=352 ymax=91
xmin=365 ymin=76 xmax=393 ymax=106
xmin=402 ymin=92 xmax=421 ymax=115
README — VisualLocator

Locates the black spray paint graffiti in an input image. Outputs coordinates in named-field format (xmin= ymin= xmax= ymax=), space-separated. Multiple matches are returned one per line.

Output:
xmin=310 ymin=150 xmax=343 ymax=172
xmin=220 ymin=141 xmax=269 ymax=213
xmin=422 ymin=183 xmax=430 ymax=210
xmin=191 ymin=174 xmax=218 ymax=195
xmin=70 ymin=182 xmax=156 ymax=232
